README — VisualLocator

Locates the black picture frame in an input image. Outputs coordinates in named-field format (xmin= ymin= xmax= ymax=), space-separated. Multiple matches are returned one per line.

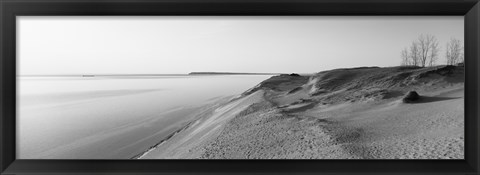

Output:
xmin=1 ymin=0 xmax=479 ymax=174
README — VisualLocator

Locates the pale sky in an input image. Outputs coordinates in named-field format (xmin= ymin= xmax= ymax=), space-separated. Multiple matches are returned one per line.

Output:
xmin=17 ymin=16 xmax=463 ymax=75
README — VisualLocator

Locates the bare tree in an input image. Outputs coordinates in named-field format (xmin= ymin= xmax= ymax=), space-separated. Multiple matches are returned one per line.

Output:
xmin=446 ymin=38 xmax=463 ymax=65
xmin=460 ymin=52 xmax=464 ymax=64
xmin=409 ymin=41 xmax=421 ymax=66
xmin=400 ymin=34 xmax=441 ymax=67
xmin=401 ymin=48 xmax=409 ymax=66
xmin=417 ymin=34 xmax=439 ymax=67
xmin=428 ymin=40 xmax=439 ymax=66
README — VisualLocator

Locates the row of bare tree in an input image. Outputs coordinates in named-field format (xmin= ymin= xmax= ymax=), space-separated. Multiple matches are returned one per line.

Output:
xmin=445 ymin=38 xmax=464 ymax=65
xmin=401 ymin=34 xmax=463 ymax=67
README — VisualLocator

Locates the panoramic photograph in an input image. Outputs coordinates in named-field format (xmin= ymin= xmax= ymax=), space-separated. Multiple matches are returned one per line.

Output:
xmin=17 ymin=16 xmax=464 ymax=159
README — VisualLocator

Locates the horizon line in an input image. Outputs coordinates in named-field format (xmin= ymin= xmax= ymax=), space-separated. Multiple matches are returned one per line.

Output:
xmin=17 ymin=72 xmax=287 ymax=76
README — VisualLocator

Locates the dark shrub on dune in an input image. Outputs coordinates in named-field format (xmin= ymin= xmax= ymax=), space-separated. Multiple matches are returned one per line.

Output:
xmin=402 ymin=91 xmax=420 ymax=103
xmin=289 ymin=73 xmax=300 ymax=76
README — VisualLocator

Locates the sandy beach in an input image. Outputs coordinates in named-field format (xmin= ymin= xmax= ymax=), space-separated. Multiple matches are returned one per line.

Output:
xmin=140 ymin=65 xmax=464 ymax=159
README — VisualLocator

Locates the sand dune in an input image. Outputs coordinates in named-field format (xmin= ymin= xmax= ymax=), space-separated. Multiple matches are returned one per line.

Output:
xmin=141 ymin=65 xmax=464 ymax=159
xmin=140 ymin=90 xmax=265 ymax=158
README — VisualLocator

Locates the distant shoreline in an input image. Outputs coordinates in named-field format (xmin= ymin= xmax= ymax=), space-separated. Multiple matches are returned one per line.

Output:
xmin=188 ymin=72 xmax=280 ymax=75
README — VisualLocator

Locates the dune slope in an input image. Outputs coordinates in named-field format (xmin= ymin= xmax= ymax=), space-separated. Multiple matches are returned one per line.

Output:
xmin=141 ymin=65 xmax=464 ymax=159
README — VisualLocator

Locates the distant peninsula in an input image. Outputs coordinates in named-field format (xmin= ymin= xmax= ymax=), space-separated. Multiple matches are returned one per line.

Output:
xmin=188 ymin=72 xmax=280 ymax=75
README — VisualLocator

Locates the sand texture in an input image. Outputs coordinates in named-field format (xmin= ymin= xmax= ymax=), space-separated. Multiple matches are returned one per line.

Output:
xmin=141 ymin=65 xmax=464 ymax=159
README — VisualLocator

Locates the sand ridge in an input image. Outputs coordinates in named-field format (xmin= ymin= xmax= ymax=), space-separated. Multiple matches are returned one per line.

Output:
xmin=141 ymin=65 xmax=464 ymax=159
xmin=140 ymin=90 xmax=267 ymax=158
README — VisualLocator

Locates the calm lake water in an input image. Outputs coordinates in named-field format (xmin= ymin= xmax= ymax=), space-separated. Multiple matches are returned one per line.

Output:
xmin=17 ymin=75 xmax=271 ymax=159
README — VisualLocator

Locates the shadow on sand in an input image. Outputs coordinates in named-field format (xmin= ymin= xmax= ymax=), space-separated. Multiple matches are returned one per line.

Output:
xmin=411 ymin=96 xmax=461 ymax=104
